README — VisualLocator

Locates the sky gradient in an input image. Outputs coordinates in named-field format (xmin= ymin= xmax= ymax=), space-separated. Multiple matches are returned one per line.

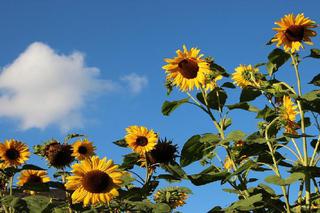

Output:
xmin=0 ymin=1 xmax=319 ymax=212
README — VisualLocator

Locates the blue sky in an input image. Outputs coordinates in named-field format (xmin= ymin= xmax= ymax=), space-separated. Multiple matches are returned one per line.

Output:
xmin=0 ymin=1 xmax=319 ymax=212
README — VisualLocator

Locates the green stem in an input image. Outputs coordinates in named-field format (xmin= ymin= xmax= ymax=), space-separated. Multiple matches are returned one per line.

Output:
xmin=265 ymin=118 xmax=291 ymax=212
xmin=9 ymin=176 xmax=13 ymax=196
xmin=310 ymin=135 xmax=320 ymax=166
xmin=290 ymin=54 xmax=310 ymax=207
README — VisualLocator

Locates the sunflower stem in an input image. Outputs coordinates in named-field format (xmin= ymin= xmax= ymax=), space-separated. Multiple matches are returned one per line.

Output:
xmin=9 ymin=176 xmax=13 ymax=196
xmin=290 ymin=53 xmax=310 ymax=208
xmin=265 ymin=118 xmax=291 ymax=212
xmin=61 ymin=170 xmax=73 ymax=213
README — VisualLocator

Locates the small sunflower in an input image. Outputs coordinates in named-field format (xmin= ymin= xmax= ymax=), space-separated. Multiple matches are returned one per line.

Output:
xmin=154 ymin=186 xmax=191 ymax=209
xmin=0 ymin=140 xmax=30 ymax=168
xmin=272 ymin=13 xmax=317 ymax=53
xmin=125 ymin=126 xmax=158 ymax=154
xmin=204 ymin=75 xmax=223 ymax=91
xmin=44 ymin=142 xmax=74 ymax=168
xmin=232 ymin=65 xmax=260 ymax=88
xmin=72 ymin=139 xmax=95 ymax=160
xmin=279 ymin=96 xmax=298 ymax=134
xmin=162 ymin=45 xmax=212 ymax=91
xmin=17 ymin=170 xmax=50 ymax=194
xmin=65 ymin=156 xmax=124 ymax=206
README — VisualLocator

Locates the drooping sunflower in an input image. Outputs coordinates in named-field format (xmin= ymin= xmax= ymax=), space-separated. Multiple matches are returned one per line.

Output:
xmin=125 ymin=126 xmax=158 ymax=154
xmin=232 ymin=65 xmax=260 ymax=88
xmin=279 ymin=96 xmax=298 ymax=134
xmin=147 ymin=138 xmax=178 ymax=165
xmin=0 ymin=140 xmax=30 ymax=168
xmin=72 ymin=139 xmax=95 ymax=160
xmin=17 ymin=170 xmax=50 ymax=194
xmin=162 ymin=45 xmax=212 ymax=91
xmin=44 ymin=141 xmax=74 ymax=168
xmin=272 ymin=13 xmax=317 ymax=53
xmin=65 ymin=156 xmax=124 ymax=206
xmin=154 ymin=186 xmax=191 ymax=209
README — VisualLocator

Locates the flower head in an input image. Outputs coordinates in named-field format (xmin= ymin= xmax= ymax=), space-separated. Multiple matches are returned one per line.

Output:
xmin=0 ymin=140 xmax=30 ymax=168
xmin=163 ymin=45 xmax=212 ymax=91
xmin=125 ymin=126 xmax=158 ymax=154
xmin=65 ymin=156 xmax=124 ymax=206
xmin=154 ymin=186 xmax=191 ymax=209
xmin=44 ymin=141 xmax=74 ymax=168
xmin=17 ymin=170 xmax=50 ymax=194
xmin=232 ymin=65 xmax=260 ymax=88
xmin=72 ymin=139 xmax=95 ymax=161
xmin=272 ymin=13 xmax=317 ymax=53
xmin=279 ymin=96 xmax=298 ymax=134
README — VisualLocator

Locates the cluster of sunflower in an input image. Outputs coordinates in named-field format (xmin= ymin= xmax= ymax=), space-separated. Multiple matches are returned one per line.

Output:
xmin=161 ymin=13 xmax=320 ymax=212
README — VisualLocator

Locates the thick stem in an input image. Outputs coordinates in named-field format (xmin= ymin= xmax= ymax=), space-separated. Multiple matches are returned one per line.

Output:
xmin=265 ymin=118 xmax=291 ymax=212
xmin=290 ymin=54 xmax=310 ymax=207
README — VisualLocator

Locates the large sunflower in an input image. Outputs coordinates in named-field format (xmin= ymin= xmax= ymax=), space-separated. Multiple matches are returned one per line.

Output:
xmin=232 ymin=64 xmax=260 ymax=88
xmin=125 ymin=126 xmax=158 ymax=154
xmin=279 ymin=96 xmax=298 ymax=134
xmin=0 ymin=140 xmax=30 ymax=168
xmin=272 ymin=13 xmax=317 ymax=53
xmin=17 ymin=170 xmax=50 ymax=194
xmin=72 ymin=139 xmax=95 ymax=160
xmin=65 ymin=156 xmax=124 ymax=206
xmin=162 ymin=45 xmax=212 ymax=91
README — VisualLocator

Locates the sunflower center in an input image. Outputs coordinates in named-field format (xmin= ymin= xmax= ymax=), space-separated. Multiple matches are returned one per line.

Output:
xmin=5 ymin=149 xmax=20 ymax=160
xmin=178 ymin=59 xmax=199 ymax=79
xmin=285 ymin=25 xmax=305 ymax=41
xmin=136 ymin=136 xmax=148 ymax=146
xmin=78 ymin=146 xmax=88 ymax=154
xmin=242 ymin=70 xmax=252 ymax=81
xmin=82 ymin=170 xmax=112 ymax=193
xmin=27 ymin=175 xmax=42 ymax=184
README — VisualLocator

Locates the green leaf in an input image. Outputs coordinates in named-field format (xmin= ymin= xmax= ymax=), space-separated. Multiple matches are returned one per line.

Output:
xmin=240 ymin=86 xmax=262 ymax=102
xmin=161 ymin=98 xmax=189 ymax=116
xmin=265 ymin=172 xmax=304 ymax=186
xmin=311 ymin=139 xmax=320 ymax=153
xmin=308 ymin=48 xmax=320 ymax=59
xmin=197 ymin=88 xmax=227 ymax=110
xmin=266 ymin=48 xmax=290 ymax=76
xmin=1 ymin=195 xmax=28 ymax=211
xmin=226 ymin=130 xmax=246 ymax=142
xmin=301 ymin=90 xmax=320 ymax=113
xmin=64 ymin=133 xmax=85 ymax=142
xmin=229 ymin=193 xmax=263 ymax=211
xmin=161 ymin=162 xmax=187 ymax=179
xmin=180 ymin=134 xmax=220 ymax=167
xmin=21 ymin=164 xmax=45 ymax=171
xmin=120 ymin=153 xmax=140 ymax=169
xmin=223 ymin=160 xmax=256 ymax=183
xmin=227 ymin=102 xmax=259 ymax=112
xmin=153 ymin=203 xmax=171 ymax=213
xmin=113 ymin=139 xmax=127 ymax=147
xmin=221 ymin=82 xmax=236 ymax=88
xmin=309 ymin=73 xmax=320 ymax=86
xmin=188 ymin=165 xmax=229 ymax=186
xmin=256 ymin=105 xmax=276 ymax=121
xmin=23 ymin=195 xmax=51 ymax=213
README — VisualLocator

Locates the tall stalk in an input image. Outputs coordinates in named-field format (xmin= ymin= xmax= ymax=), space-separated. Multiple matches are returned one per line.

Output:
xmin=290 ymin=54 xmax=310 ymax=207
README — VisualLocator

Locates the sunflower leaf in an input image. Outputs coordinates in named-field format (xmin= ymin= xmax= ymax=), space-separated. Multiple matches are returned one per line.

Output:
xmin=309 ymin=73 xmax=320 ymax=86
xmin=240 ymin=86 xmax=262 ymax=102
xmin=161 ymin=98 xmax=189 ymax=116
xmin=308 ymin=48 xmax=320 ymax=59
xmin=266 ymin=48 xmax=290 ymax=76
xmin=226 ymin=102 xmax=259 ymax=112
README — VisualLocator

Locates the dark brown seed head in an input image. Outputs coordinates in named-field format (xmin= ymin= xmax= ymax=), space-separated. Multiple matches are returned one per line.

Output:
xmin=45 ymin=142 xmax=74 ymax=168
xmin=82 ymin=170 xmax=113 ymax=193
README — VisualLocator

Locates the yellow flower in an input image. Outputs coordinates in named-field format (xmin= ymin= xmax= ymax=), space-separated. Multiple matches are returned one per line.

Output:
xmin=65 ymin=156 xmax=124 ymax=206
xmin=272 ymin=13 xmax=317 ymax=53
xmin=162 ymin=45 xmax=212 ymax=91
xmin=204 ymin=75 xmax=223 ymax=91
xmin=279 ymin=96 xmax=298 ymax=134
xmin=125 ymin=126 xmax=158 ymax=154
xmin=232 ymin=65 xmax=260 ymax=88
xmin=17 ymin=170 xmax=50 ymax=194
xmin=72 ymin=139 xmax=95 ymax=160
xmin=0 ymin=140 xmax=30 ymax=168
xmin=224 ymin=156 xmax=233 ymax=171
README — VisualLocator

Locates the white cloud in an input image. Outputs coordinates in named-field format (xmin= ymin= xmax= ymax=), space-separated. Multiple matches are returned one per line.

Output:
xmin=0 ymin=42 xmax=111 ymax=130
xmin=120 ymin=73 xmax=148 ymax=94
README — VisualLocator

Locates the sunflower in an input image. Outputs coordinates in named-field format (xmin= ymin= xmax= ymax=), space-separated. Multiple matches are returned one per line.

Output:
xmin=224 ymin=156 xmax=233 ymax=171
xmin=162 ymin=45 xmax=212 ymax=91
xmin=232 ymin=65 xmax=260 ymax=88
xmin=279 ymin=96 xmax=298 ymax=134
xmin=65 ymin=156 xmax=124 ymax=206
xmin=72 ymin=139 xmax=95 ymax=160
xmin=154 ymin=186 xmax=191 ymax=209
xmin=17 ymin=170 xmax=50 ymax=194
xmin=44 ymin=141 xmax=74 ymax=168
xmin=125 ymin=126 xmax=158 ymax=155
xmin=0 ymin=140 xmax=30 ymax=168
xmin=147 ymin=138 xmax=178 ymax=165
xmin=272 ymin=13 xmax=317 ymax=53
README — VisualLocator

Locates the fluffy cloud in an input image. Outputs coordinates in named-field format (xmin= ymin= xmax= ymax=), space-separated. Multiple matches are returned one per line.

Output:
xmin=0 ymin=42 xmax=113 ymax=130
xmin=120 ymin=73 xmax=148 ymax=94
